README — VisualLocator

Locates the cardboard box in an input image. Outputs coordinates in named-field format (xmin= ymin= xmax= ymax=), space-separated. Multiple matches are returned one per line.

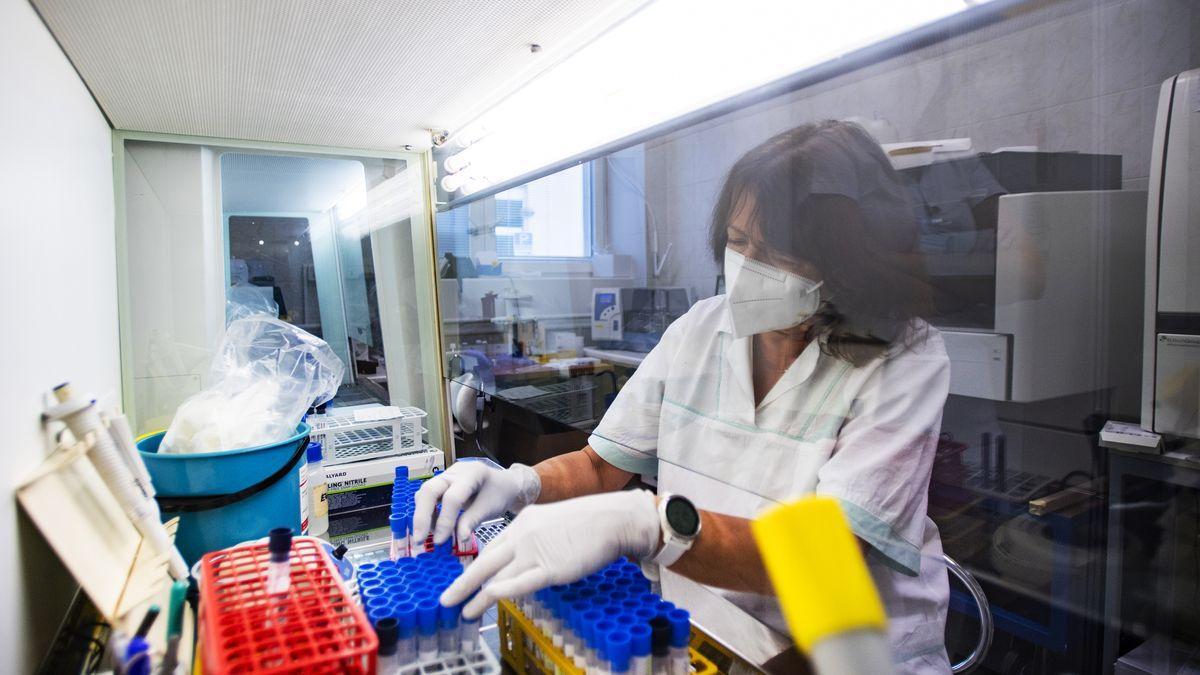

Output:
xmin=325 ymin=445 xmax=444 ymax=515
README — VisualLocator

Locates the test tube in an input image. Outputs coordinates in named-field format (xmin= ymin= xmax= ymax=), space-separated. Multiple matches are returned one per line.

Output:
xmin=266 ymin=528 xmax=293 ymax=595
xmin=666 ymin=609 xmax=690 ymax=675
xmin=417 ymin=599 xmax=439 ymax=661
xmin=460 ymin=615 xmax=481 ymax=653
xmin=592 ymin=619 xmax=616 ymax=673
xmin=438 ymin=603 xmax=461 ymax=654
xmin=266 ymin=528 xmax=292 ymax=627
xmin=390 ymin=513 xmax=410 ymax=560
xmin=650 ymin=617 xmax=671 ymax=675
xmin=581 ymin=609 xmax=604 ymax=670
xmin=376 ymin=617 xmax=400 ymax=673
xmin=629 ymin=624 xmax=652 ymax=675
xmin=397 ymin=604 xmax=418 ymax=665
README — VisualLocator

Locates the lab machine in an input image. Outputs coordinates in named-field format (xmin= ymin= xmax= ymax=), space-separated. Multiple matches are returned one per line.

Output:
xmin=591 ymin=287 xmax=692 ymax=353
xmin=900 ymin=152 xmax=1146 ymax=402
xmin=1142 ymin=67 xmax=1200 ymax=441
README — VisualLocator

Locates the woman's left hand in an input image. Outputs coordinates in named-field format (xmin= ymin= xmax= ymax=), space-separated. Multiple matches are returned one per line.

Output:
xmin=440 ymin=490 xmax=661 ymax=618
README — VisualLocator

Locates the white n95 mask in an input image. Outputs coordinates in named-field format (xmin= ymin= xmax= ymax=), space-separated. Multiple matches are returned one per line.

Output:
xmin=724 ymin=247 xmax=823 ymax=339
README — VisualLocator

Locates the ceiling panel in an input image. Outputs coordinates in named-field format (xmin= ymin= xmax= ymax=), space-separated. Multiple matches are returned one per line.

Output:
xmin=31 ymin=0 xmax=648 ymax=150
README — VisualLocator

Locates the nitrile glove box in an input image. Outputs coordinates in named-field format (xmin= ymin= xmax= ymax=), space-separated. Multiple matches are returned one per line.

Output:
xmin=325 ymin=445 xmax=444 ymax=515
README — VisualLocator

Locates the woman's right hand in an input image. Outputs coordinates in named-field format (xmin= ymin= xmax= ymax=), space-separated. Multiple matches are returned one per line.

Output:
xmin=412 ymin=460 xmax=542 ymax=546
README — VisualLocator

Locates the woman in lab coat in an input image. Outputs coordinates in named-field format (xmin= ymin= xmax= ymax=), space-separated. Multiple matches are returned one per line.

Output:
xmin=418 ymin=120 xmax=951 ymax=674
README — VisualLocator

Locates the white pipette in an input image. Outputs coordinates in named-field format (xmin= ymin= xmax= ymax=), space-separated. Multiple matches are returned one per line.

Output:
xmin=44 ymin=383 xmax=189 ymax=580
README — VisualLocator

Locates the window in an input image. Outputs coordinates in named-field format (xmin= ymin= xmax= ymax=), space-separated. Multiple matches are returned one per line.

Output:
xmin=437 ymin=163 xmax=593 ymax=261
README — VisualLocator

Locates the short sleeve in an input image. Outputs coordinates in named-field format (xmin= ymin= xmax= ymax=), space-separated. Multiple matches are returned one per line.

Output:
xmin=815 ymin=331 xmax=950 ymax=576
xmin=589 ymin=311 xmax=693 ymax=475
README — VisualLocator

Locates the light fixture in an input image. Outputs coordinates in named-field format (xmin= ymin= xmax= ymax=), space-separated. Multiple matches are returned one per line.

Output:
xmin=258 ymin=240 xmax=264 ymax=246
xmin=442 ymin=0 xmax=992 ymax=196
xmin=293 ymin=240 xmax=300 ymax=246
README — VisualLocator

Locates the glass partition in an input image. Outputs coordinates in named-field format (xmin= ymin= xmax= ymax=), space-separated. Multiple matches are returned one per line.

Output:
xmin=436 ymin=1 xmax=1200 ymax=672
xmin=120 ymin=140 xmax=444 ymax=448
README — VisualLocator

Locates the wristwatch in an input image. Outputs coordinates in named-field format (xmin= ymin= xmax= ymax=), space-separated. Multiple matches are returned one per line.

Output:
xmin=651 ymin=493 xmax=701 ymax=566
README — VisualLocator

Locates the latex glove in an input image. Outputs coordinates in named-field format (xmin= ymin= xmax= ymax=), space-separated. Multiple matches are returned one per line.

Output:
xmin=412 ymin=460 xmax=541 ymax=546
xmin=441 ymin=489 xmax=661 ymax=618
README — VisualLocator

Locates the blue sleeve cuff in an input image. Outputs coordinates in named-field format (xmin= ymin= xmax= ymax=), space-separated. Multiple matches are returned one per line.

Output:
xmin=588 ymin=434 xmax=658 ymax=476
xmin=832 ymin=498 xmax=922 ymax=577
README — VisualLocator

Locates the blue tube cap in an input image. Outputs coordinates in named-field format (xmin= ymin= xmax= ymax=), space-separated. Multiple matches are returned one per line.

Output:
xmin=417 ymin=599 xmax=439 ymax=635
xmin=439 ymin=602 xmax=461 ymax=629
xmin=395 ymin=465 xmax=410 ymax=482
xmin=307 ymin=441 xmax=324 ymax=463
xmin=606 ymin=630 xmax=632 ymax=673
xmin=390 ymin=513 xmax=406 ymax=536
xmin=396 ymin=604 xmax=417 ymax=638
xmin=667 ymin=609 xmax=690 ymax=648
xmin=629 ymin=624 xmax=652 ymax=657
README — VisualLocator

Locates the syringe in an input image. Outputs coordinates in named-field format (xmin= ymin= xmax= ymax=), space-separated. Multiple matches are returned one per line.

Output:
xmin=43 ymin=383 xmax=189 ymax=580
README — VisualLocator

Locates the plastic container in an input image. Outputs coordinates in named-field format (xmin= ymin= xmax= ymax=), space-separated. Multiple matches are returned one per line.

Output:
xmin=198 ymin=537 xmax=376 ymax=674
xmin=137 ymin=423 xmax=310 ymax=565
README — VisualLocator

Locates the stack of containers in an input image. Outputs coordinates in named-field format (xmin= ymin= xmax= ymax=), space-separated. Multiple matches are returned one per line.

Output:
xmin=310 ymin=404 xmax=444 ymax=548
xmin=513 ymin=558 xmax=692 ymax=675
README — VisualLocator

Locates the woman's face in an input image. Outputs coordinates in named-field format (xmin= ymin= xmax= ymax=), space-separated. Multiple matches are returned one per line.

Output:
xmin=725 ymin=193 xmax=823 ymax=283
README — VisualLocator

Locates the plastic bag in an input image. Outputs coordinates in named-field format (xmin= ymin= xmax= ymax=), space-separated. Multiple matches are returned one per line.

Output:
xmin=226 ymin=285 xmax=279 ymax=324
xmin=159 ymin=317 xmax=344 ymax=454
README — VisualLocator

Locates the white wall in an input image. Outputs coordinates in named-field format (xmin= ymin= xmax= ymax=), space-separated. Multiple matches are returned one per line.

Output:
xmin=0 ymin=0 xmax=117 ymax=669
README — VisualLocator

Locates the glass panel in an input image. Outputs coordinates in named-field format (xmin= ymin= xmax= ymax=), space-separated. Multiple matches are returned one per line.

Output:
xmin=122 ymin=142 xmax=438 ymax=445
xmin=434 ymin=2 xmax=1200 ymax=672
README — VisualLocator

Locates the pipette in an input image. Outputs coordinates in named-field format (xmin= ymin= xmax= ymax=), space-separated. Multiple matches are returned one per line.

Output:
xmin=43 ymin=383 xmax=189 ymax=580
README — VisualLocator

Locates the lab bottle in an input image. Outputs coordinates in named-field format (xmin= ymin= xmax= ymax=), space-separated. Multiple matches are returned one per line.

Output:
xmin=307 ymin=441 xmax=328 ymax=537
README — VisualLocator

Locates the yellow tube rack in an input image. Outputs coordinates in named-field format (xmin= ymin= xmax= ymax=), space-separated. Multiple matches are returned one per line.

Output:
xmin=497 ymin=599 xmax=722 ymax=674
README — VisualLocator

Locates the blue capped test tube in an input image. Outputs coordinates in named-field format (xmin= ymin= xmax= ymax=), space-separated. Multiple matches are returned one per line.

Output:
xmin=667 ymin=609 xmax=690 ymax=675
xmin=629 ymin=623 xmax=652 ymax=675
xmin=605 ymin=629 xmax=633 ymax=675
xmin=438 ymin=602 xmax=460 ymax=654
xmin=396 ymin=603 xmax=418 ymax=664
xmin=390 ymin=512 xmax=410 ymax=560
xmin=417 ymin=598 xmax=439 ymax=660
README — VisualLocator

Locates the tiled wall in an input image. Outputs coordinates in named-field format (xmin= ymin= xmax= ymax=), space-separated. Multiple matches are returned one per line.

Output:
xmin=644 ymin=0 xmax=1200 ymax=300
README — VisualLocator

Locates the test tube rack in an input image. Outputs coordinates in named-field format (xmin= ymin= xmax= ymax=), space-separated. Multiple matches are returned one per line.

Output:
xmin=496 ymin=559 xmax=720 ymax=675
xmin=310 ymin=405 xmax=428 ymax=466
xmin=197 ymin=537 xmax=377 ymax=674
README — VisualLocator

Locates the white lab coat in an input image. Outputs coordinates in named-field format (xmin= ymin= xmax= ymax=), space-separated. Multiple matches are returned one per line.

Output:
xmin=589 ymin=295 xmax=952 ymax=674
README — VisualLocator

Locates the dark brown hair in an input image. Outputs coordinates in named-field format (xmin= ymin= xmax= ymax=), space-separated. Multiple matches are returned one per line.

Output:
xmin=709 ymin=120 xmax=931 ymax=365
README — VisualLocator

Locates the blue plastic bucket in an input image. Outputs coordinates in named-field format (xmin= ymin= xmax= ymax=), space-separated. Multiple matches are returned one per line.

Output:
xmin=137 ymin=424 xmax=310 ymax=565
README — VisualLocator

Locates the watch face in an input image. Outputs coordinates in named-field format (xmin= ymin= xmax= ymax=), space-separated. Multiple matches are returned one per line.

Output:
xmin=666 ymin=497 xmax=700 ymax=537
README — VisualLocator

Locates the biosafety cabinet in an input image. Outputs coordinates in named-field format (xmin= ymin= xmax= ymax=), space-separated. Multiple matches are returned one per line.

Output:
xmin=1143 ymin=68 xmax=1200 ymax=439
xmin=899 ymin=153 xmax=1147 ymax=403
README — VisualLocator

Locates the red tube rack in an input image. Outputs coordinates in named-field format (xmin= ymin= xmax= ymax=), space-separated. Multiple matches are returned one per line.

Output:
xmin=199 ymin=538 xmax=377 ymax=674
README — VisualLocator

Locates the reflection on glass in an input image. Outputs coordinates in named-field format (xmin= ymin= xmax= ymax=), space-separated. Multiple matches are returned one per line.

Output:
xmin=431 ymin=4 xmax=1199 ymax=672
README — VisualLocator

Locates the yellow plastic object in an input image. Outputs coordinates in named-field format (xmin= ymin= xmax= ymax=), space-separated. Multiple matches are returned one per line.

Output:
xmin=497 ymin=599 xmax=720 ymax=674
xmin=751 ymin=496 xmax=887 ymax=653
